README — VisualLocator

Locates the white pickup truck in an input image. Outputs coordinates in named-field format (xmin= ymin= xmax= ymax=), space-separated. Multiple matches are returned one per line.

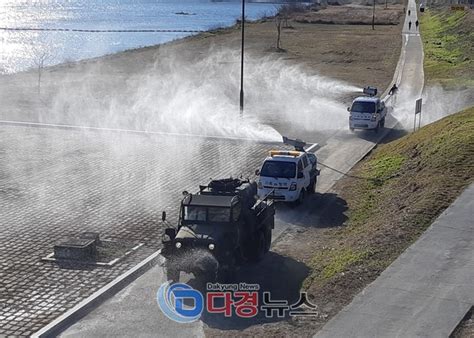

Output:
xmin=256 ymin=138 xmax=319 ymax=204
xmin=348 ymin=86 xmax=387 ymax=133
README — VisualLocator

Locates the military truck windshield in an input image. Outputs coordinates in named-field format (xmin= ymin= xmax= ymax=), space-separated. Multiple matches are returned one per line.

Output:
xmin=260 ymin=161 xmax=296 ymax=178
xmin=351 ymin=101 xmax=376 ymax=114
xmin=208 ymin=208 xmax=231 ymax=222
xmin=183 ymin=206 xmax=231 ymax=223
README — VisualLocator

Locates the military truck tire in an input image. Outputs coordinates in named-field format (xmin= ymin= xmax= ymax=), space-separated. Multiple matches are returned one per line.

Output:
xmin=248 ymin=231 xmax=266 ymax=262
xmin=216 ymin=252 xmax=236 ymax=282
xmin=217 ymin=264 xmax=235 ymax=283
xmin=166 ymin=268 xmax=179 ymax=282
xmin=202 ymin=270 xmax=218 ymax=283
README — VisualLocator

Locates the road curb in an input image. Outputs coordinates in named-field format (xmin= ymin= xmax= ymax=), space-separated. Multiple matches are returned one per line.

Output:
xmin=32 ymin=249 xmax=163 ymax=338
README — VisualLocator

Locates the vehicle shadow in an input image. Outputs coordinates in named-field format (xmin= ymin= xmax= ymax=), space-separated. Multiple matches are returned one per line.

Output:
xmin=336 ymin=111 xmax=398 ymax=142
xmin=186 ymin=251 xmax=310 ymax=330
xmin=378 ymin=127 xmax=409 ymax=144
xmin=275 ymin=192 xmax=348 ymax=228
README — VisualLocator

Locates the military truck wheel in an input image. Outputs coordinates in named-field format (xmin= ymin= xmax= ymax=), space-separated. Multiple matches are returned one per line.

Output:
xmin=166 ymin=268 xmax=179 ymax=282
xmin=264 ymin=226 xmax=272 ymax=253
xmin=248 ymin=231 xmax=266 ymax=262
xmin=202 ymin=270 xmax=218 ymax=283
xmin=217 ymin=257 xmax=236 ymax=283
xmin=217 ymin=251 xmax=236 ymax=282
xmin=216 ymin=269 xmax=233 ymax=283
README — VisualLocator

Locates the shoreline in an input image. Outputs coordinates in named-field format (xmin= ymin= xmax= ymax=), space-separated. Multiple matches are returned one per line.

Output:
xmin=0 ymin=17 xmax=270 ymax=77
xmin=2 ymin=4 xmax=403 ymax=82
xmin=0 ymin=27 xmax=226 ymax=76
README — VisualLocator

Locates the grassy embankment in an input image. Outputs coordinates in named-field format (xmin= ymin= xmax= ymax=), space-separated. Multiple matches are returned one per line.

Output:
xmin=419 ymin=8 xmax=474 ymax=87
xmin=304 ymin=107 xmax=474 ymax=296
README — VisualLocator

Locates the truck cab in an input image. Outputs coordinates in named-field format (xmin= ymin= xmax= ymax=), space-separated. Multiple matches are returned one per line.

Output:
xmin=256 ymin=150 xmax=318 ymax=204
xmin=348 ymin=87 xmax=387 ymax=133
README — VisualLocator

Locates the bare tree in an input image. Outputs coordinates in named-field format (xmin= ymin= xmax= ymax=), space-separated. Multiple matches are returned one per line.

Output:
xmin=279 ymin=5 xmax=290 ymax=28
xmin=31 ymin=48 xmax=52 ymax=95
xmin=275 ymin=14 xmax=283 ymax=50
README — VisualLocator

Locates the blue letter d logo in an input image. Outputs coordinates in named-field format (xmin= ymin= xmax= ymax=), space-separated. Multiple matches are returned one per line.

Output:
xmin=157 ymin=282 xmax=204 ymax=323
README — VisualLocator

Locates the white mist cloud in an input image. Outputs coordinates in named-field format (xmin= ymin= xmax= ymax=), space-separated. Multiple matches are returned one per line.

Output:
xmin=390 ymin=84 xmax=472 ymax=129
xmin=46 ymin=48 xmax=359 ymax=142
xmin=420 ymin=85 xmax=472 ymax=125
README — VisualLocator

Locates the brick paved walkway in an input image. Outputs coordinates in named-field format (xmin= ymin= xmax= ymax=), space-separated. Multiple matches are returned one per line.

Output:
xmin=0 ymin=124 xmax=280 ymax=336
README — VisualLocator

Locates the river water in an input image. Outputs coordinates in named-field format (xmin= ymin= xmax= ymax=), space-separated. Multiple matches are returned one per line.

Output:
xmin=0 ymin=0 xmax=285 ymax=73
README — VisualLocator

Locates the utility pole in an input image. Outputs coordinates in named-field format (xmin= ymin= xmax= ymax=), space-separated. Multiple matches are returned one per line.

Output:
xmin=372 ymin=0 xmax=376 ymax=30
xmin=240 ymin=0 xmax=245 ymax=115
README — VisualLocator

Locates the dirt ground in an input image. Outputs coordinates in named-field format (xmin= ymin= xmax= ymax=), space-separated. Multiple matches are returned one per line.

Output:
xmin=125 ymin=4 xmax=404 ymax=95
xmin=293 ymin=5 xmax=404 ymax=25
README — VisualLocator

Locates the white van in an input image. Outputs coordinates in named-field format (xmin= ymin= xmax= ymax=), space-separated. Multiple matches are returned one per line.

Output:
xmin=348 ymin=96 xmax=387 ymax=133
xmin=256 ymin=150 xmax=319 ymax=204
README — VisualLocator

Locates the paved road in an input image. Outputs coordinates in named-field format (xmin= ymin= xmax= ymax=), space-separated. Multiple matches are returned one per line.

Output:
xmin=61 ymin=262 xmax=205 ymax=338
xmin=316 ymin=184 xmax=474 ymax=338
xmin=390 ymin=0 xmax=424 ymax=128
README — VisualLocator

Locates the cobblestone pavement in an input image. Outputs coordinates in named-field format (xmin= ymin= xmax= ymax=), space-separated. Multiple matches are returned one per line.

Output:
xmin=0 ymin=124 xmax=283 ymax=336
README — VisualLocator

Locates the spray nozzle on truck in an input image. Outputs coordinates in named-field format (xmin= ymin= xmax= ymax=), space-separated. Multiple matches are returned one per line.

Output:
xmin=363 ymin=86 xmax=378 ymax=97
